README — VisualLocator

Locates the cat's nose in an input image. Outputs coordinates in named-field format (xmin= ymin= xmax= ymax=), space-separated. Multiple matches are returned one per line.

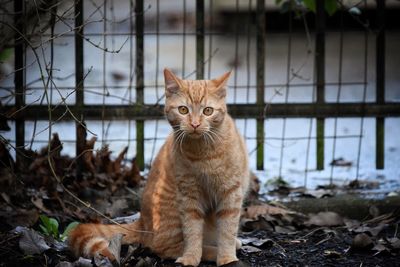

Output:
xmin=191 ymin=122 xmax=200 ymax=129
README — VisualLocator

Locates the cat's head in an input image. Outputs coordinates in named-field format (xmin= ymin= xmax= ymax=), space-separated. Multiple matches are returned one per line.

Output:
xmin=163 ymin=68 xmax=231 ymax=139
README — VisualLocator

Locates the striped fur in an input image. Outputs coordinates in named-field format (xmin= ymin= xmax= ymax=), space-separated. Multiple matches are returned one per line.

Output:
xmin=69 ymin=69 xmax=250 ymax=266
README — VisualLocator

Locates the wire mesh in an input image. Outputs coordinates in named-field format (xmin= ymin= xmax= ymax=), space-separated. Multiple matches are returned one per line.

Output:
xmin=0 ymin=0 xmax=399 ymax=189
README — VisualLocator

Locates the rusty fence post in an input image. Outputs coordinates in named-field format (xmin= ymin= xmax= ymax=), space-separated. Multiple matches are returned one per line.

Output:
xmin=135 ymin=0 xmax=145 ymax=170
xmin=376 ymin=0 xmax=385 ymax=169
xmin=196 ymin=0 xmax=204 ymax=79
xmin=315 ymin=0 xmax=325 ymax=170
xmin=75 ymin=0 xmax=85 ymax=177
xmin=256 ymin=0 xmax=265 ymax=170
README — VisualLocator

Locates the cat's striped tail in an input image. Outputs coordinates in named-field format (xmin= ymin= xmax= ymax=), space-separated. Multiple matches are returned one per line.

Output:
xmin=68 ymin=220 xmax=143 ymax=260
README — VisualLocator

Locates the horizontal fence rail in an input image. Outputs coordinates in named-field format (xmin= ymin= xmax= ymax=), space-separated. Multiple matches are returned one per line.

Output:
xmin=3 ymin=103 xmax=400 ymax=120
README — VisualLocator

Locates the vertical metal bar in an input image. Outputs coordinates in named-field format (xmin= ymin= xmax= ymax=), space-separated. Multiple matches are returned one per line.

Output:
xmin=256 ymin=0 xmax=265 ymax=170
xmin=101 ymin=1 xmax=107 ymax=146
xmin=14 ymin=0 xmax=25 ymax=167
xmin=355 ymin=0 xmax=369 ymax=181
xmin=135 ymin=0 xmax=145 ymax=170
xmin=330 ymin=8 xmax=345 ymax=184
xmin=233 ymin=0 xmax=239 ymax=101
xmin=75 ymin=0 xmax=85 ymax=177
xmin=196 ymin=0 xmax=204 ymax=79
xmin=279 ymin=5 xmax=293 ymax=178
xmin=207 ymin=0 xmax=213 ymax=79
xmin=182 ymin=0 xmax=186 ymax=77
xmin=128 ymin=0 xmax=134 ymax=157
xmin=376 ymin=0 xmax=385 ymax=169
xmin=315 ymin=0 xmax=325 ymax=170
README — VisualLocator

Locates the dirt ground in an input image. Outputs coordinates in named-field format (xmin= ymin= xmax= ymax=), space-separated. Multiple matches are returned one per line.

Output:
xmin=1 ymin=226 xmax=399 ymax=267
xmin=0 ymin=136 xmax=399 ymax=267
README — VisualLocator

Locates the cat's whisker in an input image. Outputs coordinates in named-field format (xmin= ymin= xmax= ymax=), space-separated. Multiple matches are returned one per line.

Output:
xmin=202 ymin=132 xmax=212 ymax=146
xmin=173 ymin=131 xmax=182 ymax=143
xmin=208 ymin=128 xmax=223 ymax=144
xmin=205 ymin=132 xmax=215 ymax=146
xmin=179 ymin=132 xmax=186 ymax=154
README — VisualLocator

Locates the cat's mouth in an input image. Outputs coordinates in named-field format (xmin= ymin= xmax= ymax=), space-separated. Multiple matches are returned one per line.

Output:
xmin=180 ymin=126 xmax=206 ymax=139
xmin=187 ymin=130 xmax=203 ymax=139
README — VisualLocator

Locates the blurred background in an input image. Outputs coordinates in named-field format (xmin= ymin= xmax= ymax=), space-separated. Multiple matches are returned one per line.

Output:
xmin=1 ymin=0 xmax=399 ymax=197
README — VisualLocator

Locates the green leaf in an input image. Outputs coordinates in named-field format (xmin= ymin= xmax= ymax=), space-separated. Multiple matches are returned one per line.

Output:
xmin=48 ymin=218 xmax=59 ymax=237
xmin=303 ymin=0 xmax=316 ymax=12
xmin=39 ymin=215 xmax=50 ymax=229
xmin=39 ymin=215 xmax=59 ymax=238
xmin=60 ymin=222 xmax=79 ymax=241
xmin=39 ymin=225 xmax=49 ymax=236
xmin=0 ymin=48 xmax=12 ymax=62
xmin=325 ymin=0 xmax=338 ymax=16
xmin=276 ymin=0 xmax=284 ymax=5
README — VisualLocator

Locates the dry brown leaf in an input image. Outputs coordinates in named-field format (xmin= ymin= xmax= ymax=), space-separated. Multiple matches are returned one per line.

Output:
xmin=1 ymin=209 xmax=39 ymax=228
xmin=242 ymin=204 xmax=292 ymax=220
xmin=372 ymin=242 xmax=389 ymax=256
xmin=113 ymin=146 xmax=128 ymax=174
xmin=387 ymin=237 xmax=400 ymax=249
xmin=31 ymin=197 xmax=51 ymax=214
xmin=246 ymin=172 xmax=260 ymax=203
xmin=351 ymin=233 xmax=373 ymax=250
xmin=352 ymin=224 xmax=387 ymax=237
xmin=106 ymin=199 xmax=128 ymax=218
xmin=83 ymin=136 xmax=97 ymax=174
xmin=241 ymin=217 xmax=274 ymax=232
xmin=306 ymin=211 xmax=344 ymax=227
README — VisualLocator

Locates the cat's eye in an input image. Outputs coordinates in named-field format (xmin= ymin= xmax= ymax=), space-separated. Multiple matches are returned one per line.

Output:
xmin=203 ymin=107 xmax=214 ymax=116
xmin=178 ymin=106 xmax=189 ymax=115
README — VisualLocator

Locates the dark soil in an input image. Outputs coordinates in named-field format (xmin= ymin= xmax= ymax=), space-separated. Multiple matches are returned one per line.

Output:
xmin=1 ymin=226 xmax=399 ymax=267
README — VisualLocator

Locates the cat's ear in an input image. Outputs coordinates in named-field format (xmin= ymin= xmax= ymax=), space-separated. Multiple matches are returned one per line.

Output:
xmin=164 ymin=68 xmax=182 ymax=97
xmin=212 ymin=71 xmax=231 ymax=98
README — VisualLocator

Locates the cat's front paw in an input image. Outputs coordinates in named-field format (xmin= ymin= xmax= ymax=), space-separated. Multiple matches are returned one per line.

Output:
xmin=217 ymin=255 xmax=238 ymax=266
xmin=175 ymin=254 xmax=201 ymax=267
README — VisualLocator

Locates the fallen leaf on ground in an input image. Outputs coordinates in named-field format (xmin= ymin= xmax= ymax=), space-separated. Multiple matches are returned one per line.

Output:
xmin=241 ymin=217 xmax=274 ymax=232
xmin=31 ymin=197 xmax=51 ymax=214
xmin=387 ymin=237 xmax=400 ymax=249
xmin=242 ymin=204 xmax=292 ymax=220
xmin=108 ymin=233 xmax=123 ymax=264
xmin=241 ymin=245 xmax=262 ymax=254
xmin=15 ymin=226 xmax=50 ymax=255
xmin=306 ymin=211 xmax=344 ymax=227
xmin=351 ymin=233 xmax=373 ymax=250
xmin=240 ymin=236 xmax=273 ymax=248
xmin=372 ymin=242 xmax=389 ymax=256
xmin=55 ymin=261 xmax=74 ymax=267
xmin=323 ymin=249 xmax=342 ymax=258
xmin=352 ymin=224 xmax=387 ymax=237
xmin=106 ymin=199 xmax=128 ymax=218
xmin=94 ymin=254 xmax=114 ymax=267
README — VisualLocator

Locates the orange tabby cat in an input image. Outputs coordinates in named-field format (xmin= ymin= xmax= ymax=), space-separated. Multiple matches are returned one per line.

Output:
xmin=69 ymin=69 xmax=250 ymax=266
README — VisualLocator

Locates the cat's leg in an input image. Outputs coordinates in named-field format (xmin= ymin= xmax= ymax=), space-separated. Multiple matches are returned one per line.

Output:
xmin=158 ymin=241 xmax=184 ymax=259
xmin=215 ymin=189 xmax=242 ymax=266
xmin=175 ymin=184 xmax=205 ymax=267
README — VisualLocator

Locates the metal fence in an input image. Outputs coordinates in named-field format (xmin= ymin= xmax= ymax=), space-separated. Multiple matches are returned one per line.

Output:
xmin=1 ymin=0 xmax=399 ymax=187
